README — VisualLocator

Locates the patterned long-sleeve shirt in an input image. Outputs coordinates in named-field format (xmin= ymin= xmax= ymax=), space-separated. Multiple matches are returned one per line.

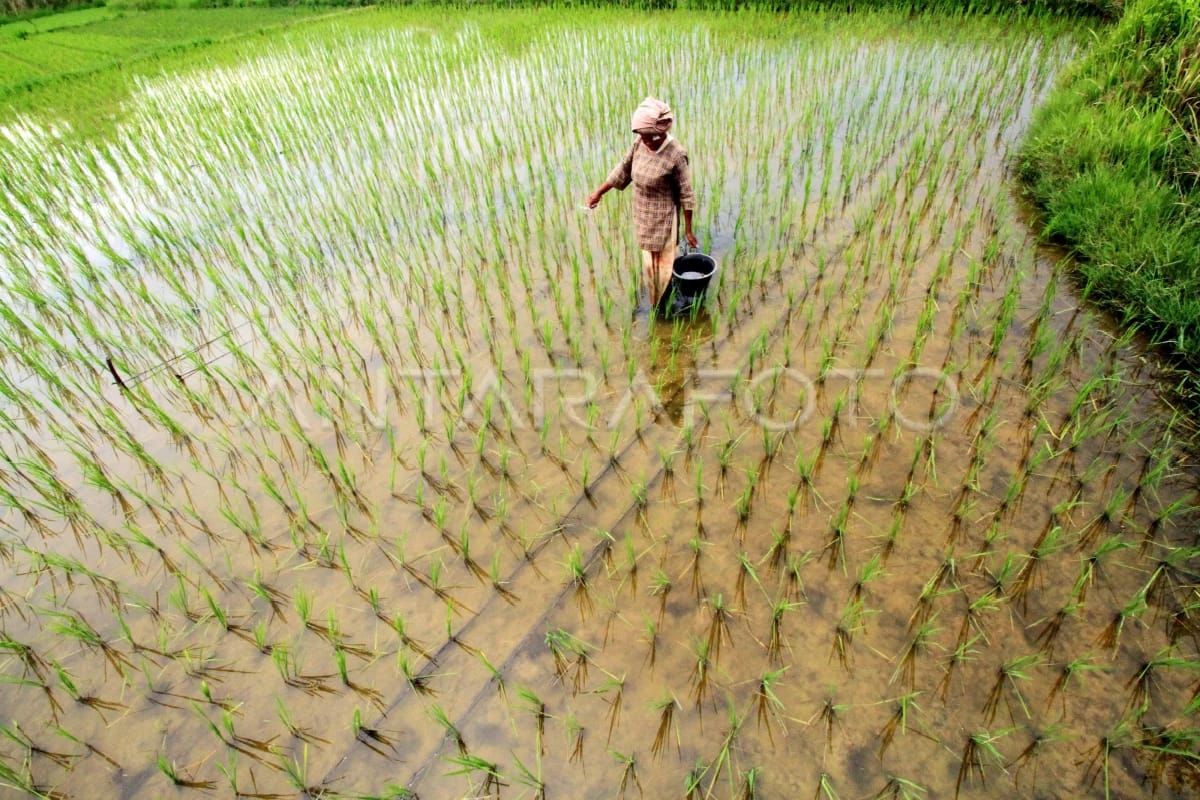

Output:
xmin=606 ymin=136 xmax=695 ymax=252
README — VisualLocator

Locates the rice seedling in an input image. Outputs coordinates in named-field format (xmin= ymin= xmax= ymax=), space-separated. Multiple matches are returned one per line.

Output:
xmin=446 ymin=753 xmax=503 ymax=798
xmin=870 ymin=774 xmax=928 ymax=800
xmin=981 ymin=653 xmax=1043 ymax=723
xmin=893 ymin=617 xmax=940 ymax=690
xmin=704 ymin=593 xmax=733 ymax=662
xmin=611 ymin=749 xmax=642 ymax=799
xmin=954 ymin=728 xmax=1016 ymax=798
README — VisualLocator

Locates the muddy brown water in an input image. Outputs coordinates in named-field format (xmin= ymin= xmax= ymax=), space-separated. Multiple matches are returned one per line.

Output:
xmin=0 ymin=16 xmax=1197 ymax=800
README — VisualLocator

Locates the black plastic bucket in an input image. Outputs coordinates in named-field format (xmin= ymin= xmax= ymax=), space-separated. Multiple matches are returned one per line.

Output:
xmin=657 ymin=249 xmax=717 ymax=319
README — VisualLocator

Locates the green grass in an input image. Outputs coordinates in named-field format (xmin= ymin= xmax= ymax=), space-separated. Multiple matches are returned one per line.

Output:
xmin=0 ymin=6 xmax=337 ymax=101
xmin=0 ymin=5 xmax=117 ymax=35
xmin=1019 ymin=0 xmax=1200 ymax=390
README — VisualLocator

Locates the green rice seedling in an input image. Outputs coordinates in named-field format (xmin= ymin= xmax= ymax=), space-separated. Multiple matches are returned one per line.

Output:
xmin=907 ymin=572 xmax=947 ymax=631
xmin=1007 ymin=724 xmax=1066 ymax=794
xmin=705 ymin=594 xmax=733 ymax=662
xmin=53 ymin=724 xmax=120 ymax=773
xmin=641 ymin=614 xmax=660 ymax=670
xmin=1123 ymin=647 xmax=1200 ymax=719
xmin=392 ymin=614 xmax=432 ymax=663
xmin=275 ymin=695 xmax=327 ymax=744
xmin=835 ymin=597 xmax=873 ymax=671
xmin=1031 ymin=600 xmax=1080 ymax=657
xmin=981 ymin=653 xmax=1043 ymax=723
xmin=1079 ymin=721 xmax=1137 ymax=798
xmin=621 ymin=534 xmax=640 ymax=593
xmin=0 ymin=722 xmax=74 ymax=771
xmin=429 ymin=704 xmax=467 ymax=756
xmin=813 ymin=695 xmax=848 ymax=755
xmin=1010 ymin=526 xmax=1065 ymax=612
xmin=155 ymin=752 xmax=182 ymax=786
xmin=1096 ymin=589 xmax=1149 ymax=654
xmin=1073 ymin=535 xmax=1132 ymax=605
xmin=893 ymin=617 xmax=940 ymax=689
xmin=611 ymin=749 xmax=641 ymax=799
xmin=766 ymin=597 xmax=803 ymax=663
xmin=1133 ymin=725 xmax=1200 ymax=792
xmin=200 ymin=586 xmax=234 ymax=633
xmin=516 ymin=686 xmax=547 ymax=755
xmin=689 ymin=637 xmax=714 ymax=711
xmin=701 ymin=699 xmax=746 ymax=795
xmin=753 ymin=667 xmax=788 ymax=744
xmin=562 ymin=711 xmax=585 ymax=765
xmin=446 ymin=753 xmax=502 ymax=798
xmin=544 ymin=629 xmax=591 ymax=692
xmin=156 ymin=750 xmax=214 ymax=790
xmin=717 ymin=431 xmax=745 ymax=491
xmin=816 ymin=772 xmax=840 ymax=799
xmin=870 ymin=774 xmax=928 ymax=799
xmin=476 ymin=650 xmax=508 ymax=706
xmin=688 ymin=536 xmax=709 ymax=598
xmin=1077 ymin=486 xmax=1130 ymax=552
xmin=729 ymin=472 xmax=758 ymax=534
xmin=764 ymin=527 xmax=791 ymax=572
xmin=957 ymin=589 xmax=1004 ymax=650
xmin=510 ymin=751 xmax=545 ymax=800
xmin=0 ymin=634 xmax=48 ymax=685
xmin=659 ymin=445 xmax=678 ymax=500
xmin=51 ymin=661 xmax=123 ymax=721
xmin=246 ymin=570 xmax=288 ymax=622
xmin=792 ymin=449 xmax=820 ymax=511
xmin=734 ymin=552 xmax=761 ymax=610
xmin=650 ymin=569 xmax=672 ymax=622
xmin=594 ymin=672 xmax=626 ymax=744
xmin=877 ymin=691 xmax=922 ymax=759
xmin=629 ymin=478 xmax=649 ymax=521
xmin=454 ymin=524 xmax=489 ymax=585
xmin=564 ymin=543 xmax=592 ymax=618
xmin=0 ymin=750 xmax=62 ymax=799
xmin=739 ymin=766 xmax=762 ymax=800
xmin=650 ymin=693 xmax=681 ymax=760
xmin=955 ymin=728 xmax=1016 ymax=799
xmin=45 ymin=610 xmax=130 ymax=676
xmin=849 ymin=554 xmax=884 ymax=604
xmin=782 ymin=550 xmax=813 ymax=602
xmin=684 ymin=759 xmax=710 ymax=799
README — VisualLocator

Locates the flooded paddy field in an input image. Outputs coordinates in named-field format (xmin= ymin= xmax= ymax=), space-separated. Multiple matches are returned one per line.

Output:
xmin=0 ymin=8 xmax=1197 ymax=799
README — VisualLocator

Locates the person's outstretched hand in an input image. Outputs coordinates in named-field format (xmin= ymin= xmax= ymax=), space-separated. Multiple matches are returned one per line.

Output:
xmin=585 ymin=191 xmax=602 ymax=209
xmin=685 ymin=230 xmax=698 ymax=248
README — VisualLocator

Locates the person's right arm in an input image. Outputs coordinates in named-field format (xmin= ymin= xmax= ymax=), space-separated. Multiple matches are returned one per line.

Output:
xmin=587 ymin=141 xmax=635 ymax=208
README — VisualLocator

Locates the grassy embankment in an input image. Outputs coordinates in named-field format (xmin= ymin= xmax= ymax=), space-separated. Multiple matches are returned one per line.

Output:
xmin=0 ymin=5 xmax=360 ymax=133
xmin=1019 ymin=0 xmax=1200 ymax=398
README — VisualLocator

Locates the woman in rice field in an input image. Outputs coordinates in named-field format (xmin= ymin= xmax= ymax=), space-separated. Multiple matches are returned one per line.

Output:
xmin=586 ymin=97 xmax=698 ymax=309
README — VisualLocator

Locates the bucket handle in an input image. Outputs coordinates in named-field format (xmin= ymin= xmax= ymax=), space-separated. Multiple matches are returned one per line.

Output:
xmin=674 ymin=205 xmax=695 ymax=256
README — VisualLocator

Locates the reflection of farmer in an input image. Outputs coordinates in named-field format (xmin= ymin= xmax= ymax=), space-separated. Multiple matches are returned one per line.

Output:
xmin=644 ymin=312 xmax=710 ymax=426
xmin=586 ymin=97 xmax=698 ymax=308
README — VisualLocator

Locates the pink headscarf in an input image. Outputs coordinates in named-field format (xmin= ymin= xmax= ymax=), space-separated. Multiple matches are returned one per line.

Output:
xmin=631 ymin=97 xmax=674 ymax=134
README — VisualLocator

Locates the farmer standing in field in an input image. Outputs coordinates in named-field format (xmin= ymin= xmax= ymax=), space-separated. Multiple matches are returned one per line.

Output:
xmin=586 ymin=97 xmax=698 ymax=309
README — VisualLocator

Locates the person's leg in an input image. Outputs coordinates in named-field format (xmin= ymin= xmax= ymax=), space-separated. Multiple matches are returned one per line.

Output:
xmin=641 ymin=249 xmax=657 ymax=307
xmin=644 ymin=216 xmax=678 ymax=308
xmin=652 ymin=249 xmax=673 ymax=307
